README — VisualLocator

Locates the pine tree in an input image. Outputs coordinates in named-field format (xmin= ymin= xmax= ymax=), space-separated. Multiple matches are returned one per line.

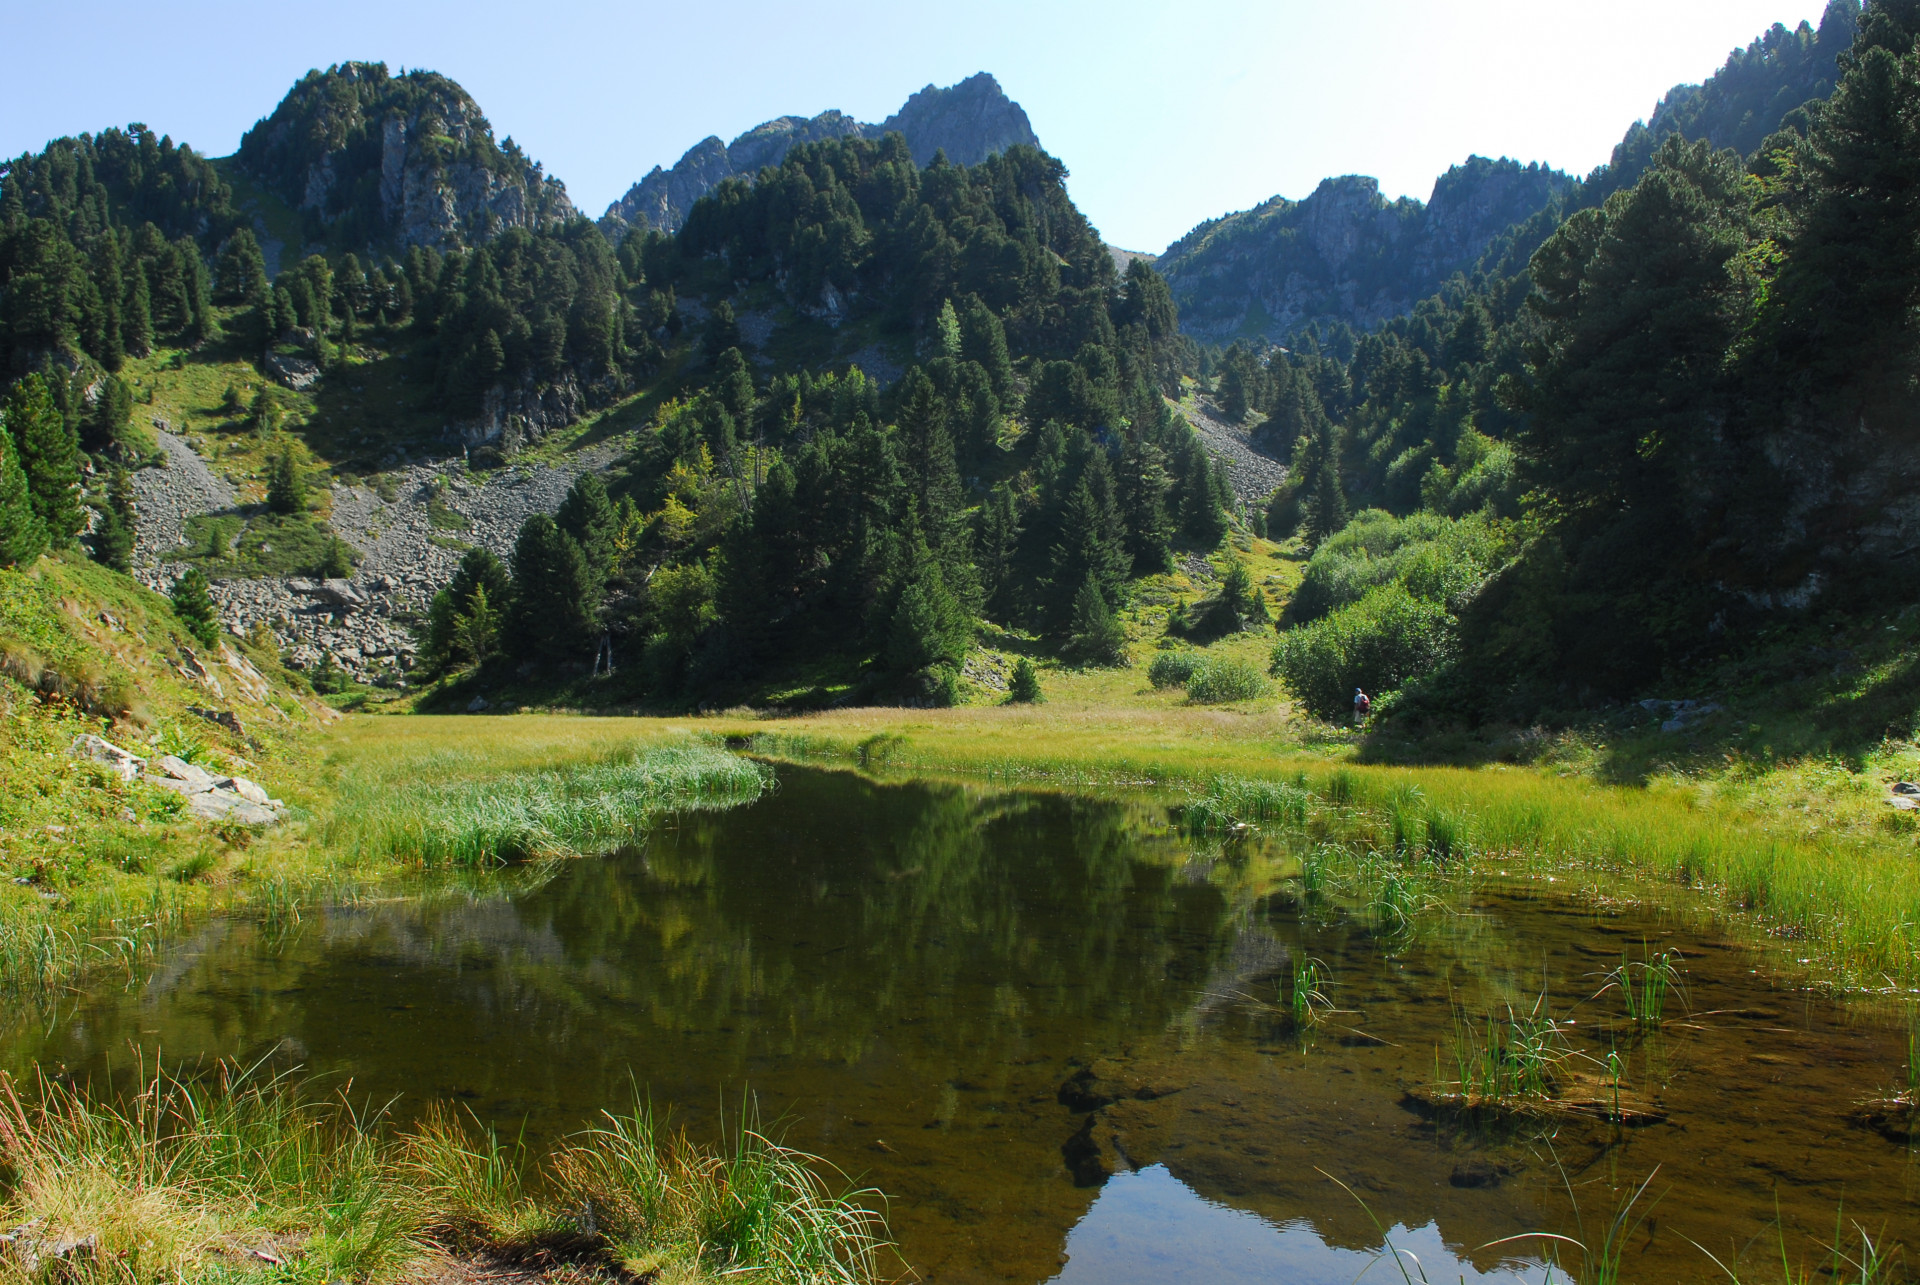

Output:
xmin=1116 ymin=431 xmax=1173 ymax=572
xmin=975 ymin=482 xmax=1021 ymax=619
xmin=505 ymin=515 xmax=599 ymax=661
xmin=455 ymin=584 xmax=501 ymax=666
xmin=170 ymin=568 xmax=220 ymax=647
xmin=214 ymin=229 xmax=270 ymax=305
xmin=936 ymin=298 xmax=962 ymax=357
xmin=5 ymin=374 xmax=84 ymax=546
xmin=124 ymin=266 xmax=154 ymax=358
xmin=556 ymin=472 xmax=619 ymax=578
xmin=248 ymin=389 xmax=281 ymax=437
xmin=1179 ymin=446 xmax=1228 ymax=548
xmin=92 ymin=467 xmax=136 ymax=572
xmin=267 ymin=452 xmax=306 ymax=515
xmin=885 ymin=557 xmax=971 ymax=674
xmin=1303 ymin=457 xmax=1349 ymax=548
xmin=83 ymin=375 xmax=133 ymax=455
xmin=1006 ymin=656 xmax=1043 ymax=703
xmin=0 ymin=421 xmax=48 ymax=568
xmin=1049 ymin=456 xmax=1132 ymax=629
xmin=1065 ymin=573 xmax=1127 ymax=665
xmin=959 ymin=296 xmax=1013 ymax=398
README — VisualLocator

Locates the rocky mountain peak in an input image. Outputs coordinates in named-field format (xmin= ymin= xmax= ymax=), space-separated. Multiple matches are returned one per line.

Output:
xmin=1156 ymin=157 xmax=1574 ymax=342
xmin=236 ymin=62 xmax=575 ymax=251
xmin=599 ymin=72 xmax=1039 ymax=238
xmin=878 ymin=72 xmax=1040 ymax=167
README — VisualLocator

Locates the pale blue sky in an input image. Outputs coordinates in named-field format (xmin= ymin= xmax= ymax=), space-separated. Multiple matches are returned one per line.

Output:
xmin=2 ymin=0 xmax=1830 ymax=252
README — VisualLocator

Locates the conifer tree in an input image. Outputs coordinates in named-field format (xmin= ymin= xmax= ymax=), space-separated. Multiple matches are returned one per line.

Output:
xmin=1065 ymin=573 xmax=1127 ymax=665
xmin=92 ymin=467 xmax=136 ymax=572
xmin=83 ymin=375 xmax=133 ymax=455
xmin=1179 ymin=446 xmax=1228 ymax=548
xmin=1006 ymin=656 xmax=1043 ymax=703
xmin=426 ymin=547 xmax=512 ymax=672
xmin=1303 ymin=457 xmax=1349 ymax=548
xmin=5 ymin=374 xmax=84 ymax=546
xmin=556 ymin=473 xmax=619 ymax=579
xmin=124 ymin=268 xmax=154 ymax=358
xmin=505 ymin=515 xmax=598 ymax=661
xmin=170 ymin=568 xmax=220 ymax=647
xmin=0 ymin=421 xmax=48 ymax=568
xmin=959 ymin=296 xmax=1013 ymax=398
xmin=885 ymin=556 xmax=971 ymax=674
xmin=267 ymin=452 xmax=306 ymax=515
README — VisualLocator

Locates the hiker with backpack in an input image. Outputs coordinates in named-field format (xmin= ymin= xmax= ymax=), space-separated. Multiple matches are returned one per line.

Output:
xmin=1353 ymin=687 xmax=1371 ymax=726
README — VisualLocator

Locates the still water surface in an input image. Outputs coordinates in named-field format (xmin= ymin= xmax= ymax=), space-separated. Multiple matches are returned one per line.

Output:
xmin=6 ymin=766 xmax=1918 ymax=1282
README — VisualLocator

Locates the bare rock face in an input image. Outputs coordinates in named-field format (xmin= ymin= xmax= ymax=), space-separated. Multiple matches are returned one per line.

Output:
xmin=877 ymin=72 xmax=1040 ymax=168
xmin=237 ymin=62 xmax=574 ymax=251
xmin=599 ymin=73 xmax=1038 ymax=239
xmin=1156 ymin=158 xmax=1575 ymax=342
xmin=457 ymin=372 xmax=585 ymax=457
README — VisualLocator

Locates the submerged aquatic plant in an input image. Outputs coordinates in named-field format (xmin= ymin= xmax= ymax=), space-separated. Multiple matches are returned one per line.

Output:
xmin=335 ymin=742 xmax=773 ymax=867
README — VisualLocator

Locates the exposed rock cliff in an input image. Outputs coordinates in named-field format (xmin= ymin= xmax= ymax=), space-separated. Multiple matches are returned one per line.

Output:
xmin=600 ymin=72 xmax=1039 ymax=238
xmin=236 ymin=62 xmax=575 ymax=251
xmin=1156 ymin=157 xmax=1574 ymax=342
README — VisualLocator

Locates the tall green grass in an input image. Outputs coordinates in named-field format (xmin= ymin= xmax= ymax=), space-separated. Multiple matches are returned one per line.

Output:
xmin=0 ymin=1065 xmax=890 ymax=1285
xmin=324 ymin=742 xmax=772 ymax=867
xmin=1179 ymin=763 xmax=1920 ymax=987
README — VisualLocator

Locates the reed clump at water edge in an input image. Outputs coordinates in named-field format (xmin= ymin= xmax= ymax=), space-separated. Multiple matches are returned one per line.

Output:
xmin=1170 ymin=765 xmax=1920 ymax=989
xmin=0 ymin=1063 xmax=889 ymax=1285
xmin=320 ymin=741 xmax=774 ymax=867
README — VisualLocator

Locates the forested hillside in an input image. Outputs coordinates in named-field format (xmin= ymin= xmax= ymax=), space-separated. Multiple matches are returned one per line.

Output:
xmin=8 ymin=4 xmax=1920 ymax=729
xmin=1244 ymin=0 xmax=1920 ymax=728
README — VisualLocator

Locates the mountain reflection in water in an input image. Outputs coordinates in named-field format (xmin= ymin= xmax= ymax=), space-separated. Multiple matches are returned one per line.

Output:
xmin=7 ymin=764 xmax=1917 ymax=1283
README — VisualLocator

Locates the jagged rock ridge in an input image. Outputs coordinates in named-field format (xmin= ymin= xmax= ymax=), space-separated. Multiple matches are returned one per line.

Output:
xmin=599 ymin=72 xmax=1039 ymax=238
xmin=235 ymin=61 xmax=575 ymax=251
xmin=1157 ymin=157 xmax=1576 ymax=342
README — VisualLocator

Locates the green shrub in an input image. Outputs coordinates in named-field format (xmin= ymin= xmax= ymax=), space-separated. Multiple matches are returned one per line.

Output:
xmin=1288 ymin=509 xmax=1504 ymax=625
xmin=1271 ymin=584 xmax=1456 ymax=720
xmin=1185 ymin=657 xmax=1267 ymax=704
xmin=1148 ymin=651 xmax=1202 ymax=689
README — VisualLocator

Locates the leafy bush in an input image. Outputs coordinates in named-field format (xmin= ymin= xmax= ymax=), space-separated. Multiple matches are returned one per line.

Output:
xmin=1185 ymin=657 xmax=1267 ymax=704
xmin=1271 ymin=584 xmax=1455 ymax=719
xmin=1287 ymin=509 xmax=1505 ymax=625
xmin=1148 ymin=651 xmax=1202 ymax=688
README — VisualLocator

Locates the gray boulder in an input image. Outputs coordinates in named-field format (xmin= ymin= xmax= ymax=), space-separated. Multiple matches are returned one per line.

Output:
xmin=70 ymin=734 xmax=146 ymax=781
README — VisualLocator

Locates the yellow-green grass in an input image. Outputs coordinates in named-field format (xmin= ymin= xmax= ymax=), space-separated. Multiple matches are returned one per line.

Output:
xmin=682 ymin=702 xmax=1917 ymax=987
xmin=0 ymin=1061 xmax=888 ymax=1285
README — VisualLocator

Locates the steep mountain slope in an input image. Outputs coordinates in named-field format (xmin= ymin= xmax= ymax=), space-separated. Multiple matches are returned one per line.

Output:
xmin=1159 ymin=158 xmax=1575 ymax=343
xmin=235 ymin=62 xmax=576 ymax=251
xmin=1584 ymin=0 xmax=1858 ymax=202
xmin=1158 ymin=0 xmax=1861 ymax=344
xmin=599 ymin=73 xmax=1039 ymax=238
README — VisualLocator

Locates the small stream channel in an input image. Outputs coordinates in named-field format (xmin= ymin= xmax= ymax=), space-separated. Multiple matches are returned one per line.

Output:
xmin=5 ymin=765 xmax=1917 ymax=1283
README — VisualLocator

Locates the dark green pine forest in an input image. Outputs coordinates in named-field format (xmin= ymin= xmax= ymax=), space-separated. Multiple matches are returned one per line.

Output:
xmin=6 ymin=1 xmax=1920 ymax=729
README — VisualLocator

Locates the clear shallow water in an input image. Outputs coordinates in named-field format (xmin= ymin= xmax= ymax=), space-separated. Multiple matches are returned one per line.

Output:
xmin=6 ymin=764 xmax=1919 ymax=1283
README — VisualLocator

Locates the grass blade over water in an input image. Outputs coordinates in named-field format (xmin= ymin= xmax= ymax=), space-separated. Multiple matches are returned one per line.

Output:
xmin=326 ymin=742 xmax=773 ymax=868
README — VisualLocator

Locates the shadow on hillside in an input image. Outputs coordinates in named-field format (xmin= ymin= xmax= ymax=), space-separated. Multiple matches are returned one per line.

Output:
xmin=1348 ymin=632 xmax=1920 ymax=786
